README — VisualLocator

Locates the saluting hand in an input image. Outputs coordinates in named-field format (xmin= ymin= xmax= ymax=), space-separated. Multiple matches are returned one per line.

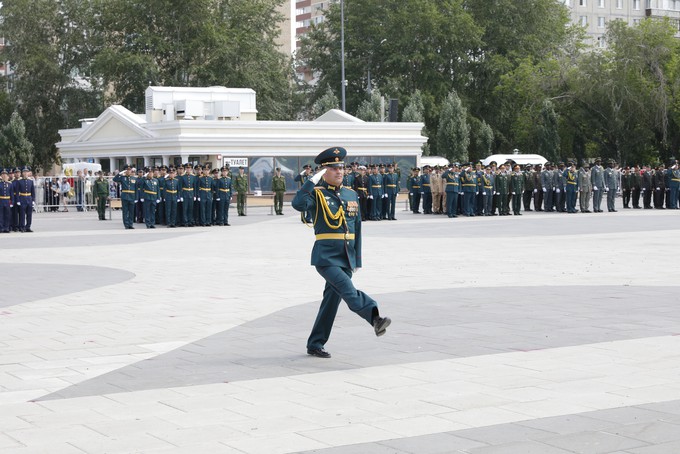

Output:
xmin=310 ymin=168 xmax=327 ymax=184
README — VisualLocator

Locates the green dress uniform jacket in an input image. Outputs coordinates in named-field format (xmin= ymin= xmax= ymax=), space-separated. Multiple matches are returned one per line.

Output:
xmin=292 ymin=179 xmax=362 ymax=269
xmin=233 ymin=173 xmax=248 ymax=216
xmin=272 ymin=175 xmax=286 ymax=215
xmin=93 ymin=178 xmax=109 ymax=220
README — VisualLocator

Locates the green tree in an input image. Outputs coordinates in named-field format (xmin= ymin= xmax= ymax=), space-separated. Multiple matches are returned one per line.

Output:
xmin=0 ymin=112 xmax=35 ymax=168
xmin=468 ymin=117 xmax=494 ymax=162
xmin=436 ymin=91 xmax=469 ymax=162
xmin=355 ymin=89 xmax=385 ymax=122
xmin=311 ymin=86 xmax=340 ymax=118
xmin=402 ymin=90 xmax=430 ymax=155
xmin=93 ymin=0 xmax=294 ymax=119
xmin=536 ymin=99 xmax=561 ymax=163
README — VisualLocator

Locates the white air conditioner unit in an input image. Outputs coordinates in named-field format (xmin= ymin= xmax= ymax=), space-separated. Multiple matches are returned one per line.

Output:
xmin=175 ymin=100 xmax=205 ymax=118
xmin=213 ymin=101 xmax=240 ymax=118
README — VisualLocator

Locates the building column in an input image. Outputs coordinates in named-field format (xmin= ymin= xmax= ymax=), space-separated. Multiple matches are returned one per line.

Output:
xmin=143 ymin=156 xmax=151 ymax=167
xmin=125 ymin=156 xmax=133 ymax=165
xmin=162 ymin=155 xmax=170 ymax=167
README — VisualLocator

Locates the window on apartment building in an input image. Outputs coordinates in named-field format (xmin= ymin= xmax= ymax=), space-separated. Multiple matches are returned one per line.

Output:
xmin=295 ymin=6 xmax=311 ymax=15
xmin=598 ymin=0 xmax=604 ymax=7
xmin=598 ymin=16 xmax=606 ymax=27
xmin=633 ymin=0 xmax=640 ymax=9
xmin=580 ymin=15 xmax=588 ymax=26
xmin=616 ymin=0 xmax=622 ymax=8
xmin=579 ymin=0 xmax=586 ymax=5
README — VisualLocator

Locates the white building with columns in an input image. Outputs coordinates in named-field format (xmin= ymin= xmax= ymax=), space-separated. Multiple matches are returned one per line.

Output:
xmin=56 ymin=86 xmax=427 ymax=192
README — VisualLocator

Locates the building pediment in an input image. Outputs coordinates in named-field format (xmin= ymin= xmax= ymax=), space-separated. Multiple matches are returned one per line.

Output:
xmin=72 ymin=105 xmax=156 ymax=143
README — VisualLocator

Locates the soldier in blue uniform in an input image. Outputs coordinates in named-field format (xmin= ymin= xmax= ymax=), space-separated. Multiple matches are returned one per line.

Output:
xmin=442 ymin=163 xmax=460 ymax=217
xmin=180 ymin=164 xmax=197 ymax=226
xmin=292 ymin=146 xmax=391 ymax=359
xmin=164 ymin=167 xmax=180 ymax=227
xmin=10 ymin=167 xmax=21 ymax=231
xmin=420 ymin=166 xmax=433 ymax=214
xmin=368 ymin=164 xmax=384 ymax=220
xmin=383 ymin=163 xmax=399 ymax=220
xmin=112 ymin=165 xmax=137 ymax=229
xmin=14 ymin=166 xmax=35 ymax=232
xmin=0 ymin=168 xmax=15 ymax=233
xmin=198 ymin=165 xmax=214 ymax=226
xmin=460 ymin=164 xmax=477 ymax=216
xmin=353 ymin=165 xmax=369 ymax=220
xmin=407 ymin=167 xmax=421 ymax=213
xmin=141 ymin=167 xmax=159 ymax=228
xmin=215 ymin=166 xmax=232 ymax=226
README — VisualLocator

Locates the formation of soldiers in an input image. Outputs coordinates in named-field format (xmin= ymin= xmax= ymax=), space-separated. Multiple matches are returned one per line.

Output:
xmin=0 ymin=166 xmax=35 ymax=233
xmin=400 ymin=157 xmax=680 ymax=217
xmin=111 ymin=163 xmax=245 ymax=229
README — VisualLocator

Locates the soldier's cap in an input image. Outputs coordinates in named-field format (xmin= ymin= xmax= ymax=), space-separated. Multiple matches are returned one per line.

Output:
xmin=302 ymin=164 xmax=311 ymax=169
xmin=595 ymin=157 xmax=602 ymax=163
xmin=220 ymin=166 xmax=228 ymax=171
xmin=204 ymin=164 xmax=211 ymax=170
xmin=137 ymin=168 xmax=143 ymax=173
xmin=143 ymin=167 xmax=151 ymax=172
xmin=558 ymin=162 xmax=565 ymax=167
xmin=239 ymin=166 xmax=246 ymax=170
xmin=567 ymin=161 xmax=574 ymax=166
xmin=0 ymin=168 xmax=7 ymax=174
xmin=122 ymin=164 xmax=131 ymax=170
xmin=314 ymin=146 xmax=346 ymax=168
xmin=95 ymin=170 xmax=102 ymax=175
xmin=194 ymin=164 xmax=201 ymax=170
xmin=224 ymin=163 xmax=230 ymax=168
xmin=525 ymin=164 xmax=532 ymax=169
xmin=168 ymin=167 xmax=176 ymax=172
xmin=153 ymin=166 xmax=159 ymax=170
xmin=161 ymin=165 xmax=168 ymax=171
xmin=414 ymin=167 xmax=421 ymax=171
xmin=583 ymin=163 xmax=590 ymax=168
xmin=275 ymin=167 xmax=281 ymax=171
xmin=387 ymin=163 xmax=393 ymax=168
xmin=22 ymin=165 xmax=31 ymax=172
xmin=211 ymin=168 xmax=218 ymax=174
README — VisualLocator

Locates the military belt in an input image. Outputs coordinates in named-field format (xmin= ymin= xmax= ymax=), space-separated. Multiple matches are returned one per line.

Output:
xmin=199 ymin=188 xmax=211 ymax=191
xmin=316 ymin=233 xmax=355 ymax=241
xmin=567 ymin=181 xmax=577 ymax=185
xmin=219 ymin=188 xmax=230 ymax=192
xmin=462 ymin=184 xmax=476 ymax=187
xmin=166 ymin=190 xmax=177 ymax=194
xmin=371 ymin=185 xmax=381 ymax=188
xmin=412 ymin=185 xmax=421 ymax=188
xmin=182 ymin=187 xmax=194 ymax=191
xmin=484 ymin=186 xmax=492 ymax=189
xmin=357 ymin=187 xmax=367 ymax=190
xmin=673 ymin=179 xmax=680 ymax=182
xmin=446 ymin=183 xmax=459 ymax=185
xmin=144 ymin=190 xmax=157 ymax=195
xmin=386 ymin=184 xmax=397 ymax=187
xmin=122 ymin=190 xmax=135 ymax=193
xmin=0 ymin=196 xmax=9 ymax=199
xmin=422 ymin=183 xmax=431 ymax=186
xmin=19 ymin=192 xmax=32 ymax=196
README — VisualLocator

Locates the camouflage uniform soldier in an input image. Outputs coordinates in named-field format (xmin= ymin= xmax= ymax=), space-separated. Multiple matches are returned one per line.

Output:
xmin=234 ymin=166 xmax=248 ymax=216
xmin=93 ymin=171 xmax=109 ymax=221
xmin=272 ymin=167 xmax=286 ymax=215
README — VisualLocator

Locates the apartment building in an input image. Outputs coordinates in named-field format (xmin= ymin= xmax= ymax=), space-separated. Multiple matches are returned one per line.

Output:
xmin=564 ymin=0 xmax=680 ymax=47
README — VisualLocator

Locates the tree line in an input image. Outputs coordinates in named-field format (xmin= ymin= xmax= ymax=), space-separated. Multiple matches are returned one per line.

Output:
xmin=1 ymin=0 xmax=679 ymax=171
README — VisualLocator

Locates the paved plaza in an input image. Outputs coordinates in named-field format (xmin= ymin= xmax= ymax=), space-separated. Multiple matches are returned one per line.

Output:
xmin=1 ymin=201 xmax=680 ymax=454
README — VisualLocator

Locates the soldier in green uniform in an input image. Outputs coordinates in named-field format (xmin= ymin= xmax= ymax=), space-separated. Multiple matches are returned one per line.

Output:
xmin=271 ymin=167 xmax=286 ymax=215
xmin=234 ymin=166 xmax=248 ymax=216
xmin=564 ymin=162 xmax=579 ymax=213
xmin=141 ymin=167 xmax=160 ymax=228
xmin=176 ymin=165 xmax=185 ymax=225
xmin=215 ymin=166 xmax=232 ymax=225
xmin=442 ymin=163 xmax=460 ymax=217
xmin=156 ymin=166 xmax=166 ymax=225
xmin=510 ymin=164 xmax=524 ymax=215
xmin=93 ymin=171 xmax=110 ymax=221
xmin=496 ymin=164 xmax=510 ymax=215
xmin=211 ymin=168 xmax=220 ymax=224
xmin=292 ymin=146 xmax=391 ymax=359
xmin=523 ymin=164 xmax=534 ymax=211
xmin=164 ymin=167 xmax=180 ymax=227
xmin=112 ymin=165 xmax=137 ymax=229
xmin=621 ymin=167 xmax=632 ymax=208
xmin=198 ymin=165 xmax=214 ymax=226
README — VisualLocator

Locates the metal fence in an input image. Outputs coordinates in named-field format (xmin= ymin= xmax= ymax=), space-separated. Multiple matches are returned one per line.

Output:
xmin=33 ymin=176 xmax=118 ymax=213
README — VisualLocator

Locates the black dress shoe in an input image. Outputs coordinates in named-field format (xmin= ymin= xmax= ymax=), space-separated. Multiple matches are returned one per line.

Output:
xmin=373 ymin=316 xmax=391 ymax=336
xmin=307 ymin=348 xmax=331 ymax=358
xmin=24 ymin=228 xmax=33 ymax=232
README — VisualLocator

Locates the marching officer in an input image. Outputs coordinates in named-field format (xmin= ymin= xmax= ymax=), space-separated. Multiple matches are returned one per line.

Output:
xmin=234 ymin=166 xmax=248 ymax=216
xmin=141 ymin=167 xmax=159 ymax=228
xmin=272 ymin=167 xmax=286 ymax=215
xmin=15 ymin=166 xmax=35 ymax=232
xmin=93 ymin=171 xmax=110 ymax=220
xmin=0 ymin=168 xmax=14 ymax=233
xmin=291 ymin=146 xmax=391 ymax=359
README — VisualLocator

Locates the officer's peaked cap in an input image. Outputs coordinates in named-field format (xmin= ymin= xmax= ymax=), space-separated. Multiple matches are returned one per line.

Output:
xmin=315 ymin=146 xmax=347 ymax=167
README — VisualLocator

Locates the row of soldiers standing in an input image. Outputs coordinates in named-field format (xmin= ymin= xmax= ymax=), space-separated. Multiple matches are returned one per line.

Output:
xmin=110 ymin=164 xmax=249 ymax=229
xmin=0 ymin=166 xmax=35 ymax=233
